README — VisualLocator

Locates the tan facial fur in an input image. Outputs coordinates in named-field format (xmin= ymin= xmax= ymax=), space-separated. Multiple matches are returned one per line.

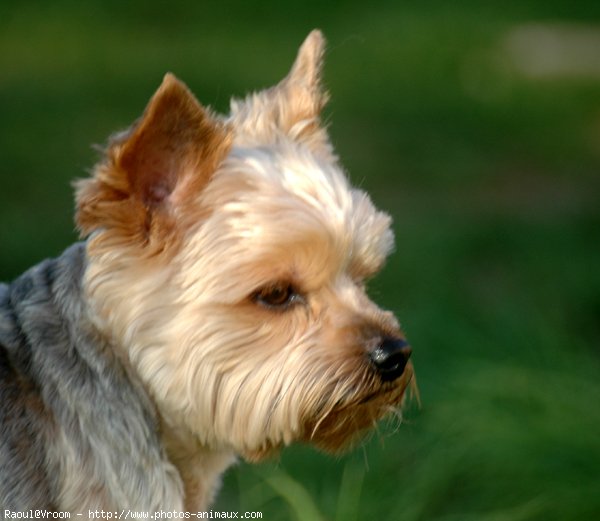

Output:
xmin=76 ymin=29 xmax=414 ymax=485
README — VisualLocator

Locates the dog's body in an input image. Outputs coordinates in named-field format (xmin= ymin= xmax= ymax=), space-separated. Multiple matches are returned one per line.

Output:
xmin=0 ymin=31 xmax=414 ymax=513
xmin=0 ymin=244 xmax=188 ymax=510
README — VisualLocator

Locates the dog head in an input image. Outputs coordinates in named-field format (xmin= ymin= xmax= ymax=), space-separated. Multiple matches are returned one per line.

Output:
xmin=76 ymin=30 xmax=415 ymax=460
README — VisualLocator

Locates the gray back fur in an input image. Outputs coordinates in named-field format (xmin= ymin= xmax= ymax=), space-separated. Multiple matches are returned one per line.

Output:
xmin=0 ymin=244 xmax=182 ymax=511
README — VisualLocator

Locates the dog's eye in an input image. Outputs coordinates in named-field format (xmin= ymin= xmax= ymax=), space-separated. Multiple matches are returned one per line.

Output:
xmin=253 ymin=282 xmax=301 ymax=310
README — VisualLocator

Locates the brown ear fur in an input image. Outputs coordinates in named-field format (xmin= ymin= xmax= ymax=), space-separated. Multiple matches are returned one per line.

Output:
xmin=280 ymin=29 xmax=329 ymax=129
xmin=75 ymin=74 xmax=231 ymax=254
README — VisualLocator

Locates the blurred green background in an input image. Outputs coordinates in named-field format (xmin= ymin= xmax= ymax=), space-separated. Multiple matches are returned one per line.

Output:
xmin=1 ymin=1 xmax=599 ymax=519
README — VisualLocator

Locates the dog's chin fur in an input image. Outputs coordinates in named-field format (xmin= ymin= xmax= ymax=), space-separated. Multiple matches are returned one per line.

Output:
xmin=70 ymin=30 xmax=414 ymax=510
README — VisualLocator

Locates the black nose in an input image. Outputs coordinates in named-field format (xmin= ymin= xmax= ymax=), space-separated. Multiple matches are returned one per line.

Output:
xmin=369 ymin=337 xmax=412 ymax=382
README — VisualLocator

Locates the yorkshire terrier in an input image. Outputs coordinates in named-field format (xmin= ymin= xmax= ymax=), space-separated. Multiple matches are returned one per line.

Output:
xmin=0 ymin=30 xmax=414 ymax=514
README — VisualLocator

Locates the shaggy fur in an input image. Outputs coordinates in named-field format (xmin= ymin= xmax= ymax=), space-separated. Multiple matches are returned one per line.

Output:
xmin=0 ymin=30 xmax=414 ymax=514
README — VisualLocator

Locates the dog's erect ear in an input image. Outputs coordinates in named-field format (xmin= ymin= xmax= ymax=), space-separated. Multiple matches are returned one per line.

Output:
xmin=76 ymin=74 xmax=230 ymax=252
xmin=279 ymin=28 xmax=329 ymax=124
xmin=116 ymin=74 xmax=229 ymax=208
xmin=230 ymin=30 xmax=332 ymax=156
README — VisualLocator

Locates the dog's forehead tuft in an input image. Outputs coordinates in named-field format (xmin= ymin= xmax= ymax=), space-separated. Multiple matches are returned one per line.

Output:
xmin=208 ymin=142 xmax=395 ymax=277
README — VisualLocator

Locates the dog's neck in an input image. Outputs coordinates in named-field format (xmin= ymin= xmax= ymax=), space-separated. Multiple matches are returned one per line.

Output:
xmin=79 ymin=242 xmax=238 ymax=512
xmin=42 ymin=243 xmax=235 ymax=512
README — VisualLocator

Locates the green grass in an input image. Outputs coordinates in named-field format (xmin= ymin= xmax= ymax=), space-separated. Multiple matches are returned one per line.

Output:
xmin=1 ymin=1 xmax=599 ymax=519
